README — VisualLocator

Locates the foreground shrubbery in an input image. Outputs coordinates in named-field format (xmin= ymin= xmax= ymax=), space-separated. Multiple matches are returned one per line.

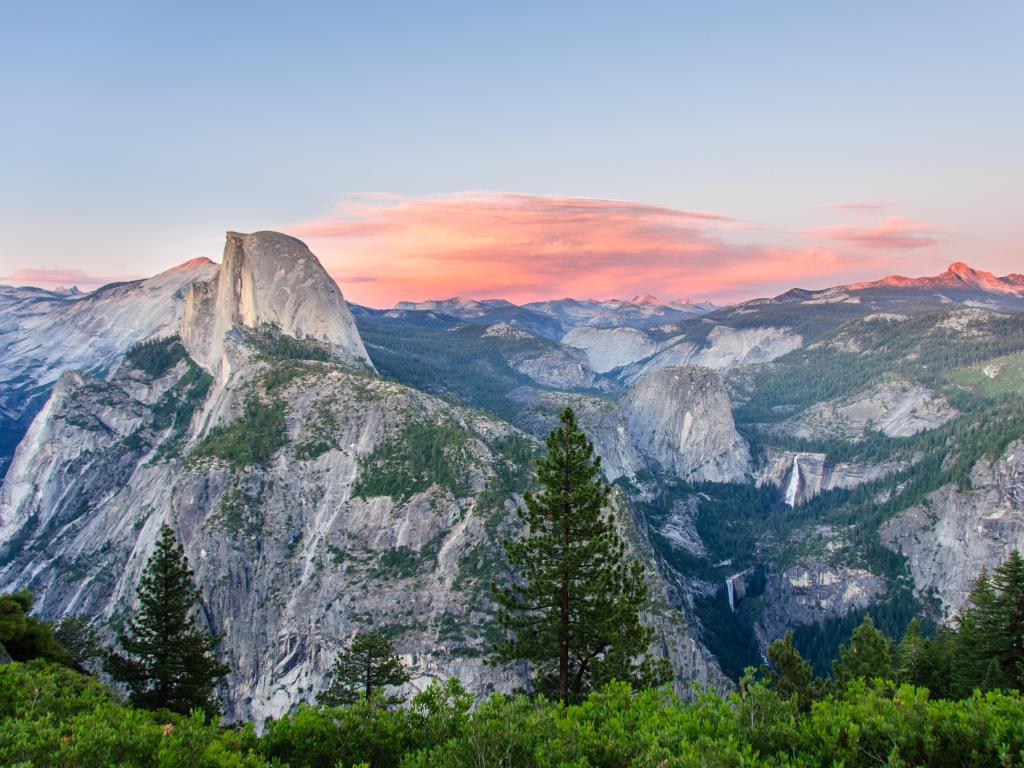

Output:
xmin=2 ymin=660 xmax=1022 ymax=768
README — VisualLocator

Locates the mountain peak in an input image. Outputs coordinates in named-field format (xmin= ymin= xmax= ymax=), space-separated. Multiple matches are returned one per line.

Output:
xmin=165 ymin=256 xmax=216 ymax=274
xmin=945 ymin=261 xmax=975 ymax=278
xmin=180 ymin=231 xmax=372 ymax=373
xmin=631 ymin=293 xmax=664 ymax=306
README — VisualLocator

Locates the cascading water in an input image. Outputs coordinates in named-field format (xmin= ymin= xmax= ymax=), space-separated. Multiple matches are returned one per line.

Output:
xmin=784 ymin=454 xmax=802 ymax=507
xmin=726 ymin=577 xmax=735 ymax=612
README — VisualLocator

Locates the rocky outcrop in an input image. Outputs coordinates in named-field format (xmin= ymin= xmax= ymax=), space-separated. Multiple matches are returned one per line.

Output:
xmin=621 ymin=368 xmax=751 ymax=483
xmin=881 ymin=441 xmax=1024 ymax=620
xmin=619 ymin=325 xmax=803 ymax=383
xmin=181 ymin=231 xmax=371 ymax=375
xmin=757 ymin=450 xmax=912 ymax=506
xmin=485 ymin=324 xmax=601 ymax=391
xmin=562 ymin=326 xmax=658 ymax=373
xmin=780 ymin=380 xmax=957 ymax=440
xmin=514 ymin=367 xmax=750 ymax=484
xmin=0 ymin=259 xmax=218 ymax=482
xmin=760 ymin=562 xmax=887 ymax=641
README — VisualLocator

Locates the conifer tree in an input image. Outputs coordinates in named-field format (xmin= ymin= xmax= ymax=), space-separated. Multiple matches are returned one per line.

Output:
xmin=951 ymin=568 xmax=999 ymax=695
xmin=895 ymin=620 xmax=952 ymax=697
xmin=492 ymin=407 xmax=669 ymax=706
xmin=105 ymin=524 xmax=227 ymax=715
xmin=952 ymin=552 xmax=1024 ymax=694
xmin=763 ymin=630 xmax=816 ymax=710
xmin=317 ymin=630 xmax=411 ymax=707
xmin=832 ymin=614 xmax=893 ymax=685
xmin=988 ymin=550 xmax=1024 ymax=689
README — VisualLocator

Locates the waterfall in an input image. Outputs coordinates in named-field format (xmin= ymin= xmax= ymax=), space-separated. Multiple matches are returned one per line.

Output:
xmin=726 ymin=576 xmax=735 ymax=612
xmin=784 ymin=454 xmax=801 ymax=507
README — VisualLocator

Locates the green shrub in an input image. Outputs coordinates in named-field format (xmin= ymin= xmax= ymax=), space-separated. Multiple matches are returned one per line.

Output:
xmin=191 ymin=398 xmax=287 ymax=468
xmin=125 ymin=336 xmax=186 ymax=378
xmin=354 ymin=421 xmax=472 ymax=502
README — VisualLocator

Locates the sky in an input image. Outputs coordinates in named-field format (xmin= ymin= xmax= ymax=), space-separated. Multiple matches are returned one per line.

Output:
xmin=1 ymin=1 xmax=1021 ymax=306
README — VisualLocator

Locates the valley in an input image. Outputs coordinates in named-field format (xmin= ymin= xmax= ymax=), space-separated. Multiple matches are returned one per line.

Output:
xmin=1 ymin=236 xmax=1022 ymax=716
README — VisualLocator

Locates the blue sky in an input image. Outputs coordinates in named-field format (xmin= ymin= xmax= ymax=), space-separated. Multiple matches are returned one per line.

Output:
xmin=1 ymin=1 xmax=1021 ymax=304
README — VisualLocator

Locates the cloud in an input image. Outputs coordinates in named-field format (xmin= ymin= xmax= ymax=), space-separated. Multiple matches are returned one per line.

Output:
xmin=0 ymin=267 xmax=137 ymax=291
xmin=808 ymin=217 xmax=943 ymax=250
xmin=283 ymin=192 xmax=882 ymax=306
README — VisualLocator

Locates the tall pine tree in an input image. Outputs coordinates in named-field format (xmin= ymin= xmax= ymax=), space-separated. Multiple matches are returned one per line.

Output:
xmin=763 ymin=630 xmax=817 ymax=710
xmin=987 ymin=550 xmax=1024 ymax=689
xmin=831 ymin=614 xmax=893 ymax=685
xmin=492 ymin=407 xmax=669 ymax=706
xmin=317 ymin=630 xmax=411 ymax=707
xmin=952 ymin=552 xmax=1024 ymax=694
xmin=106 ymin=524 xmax=228 ymax=715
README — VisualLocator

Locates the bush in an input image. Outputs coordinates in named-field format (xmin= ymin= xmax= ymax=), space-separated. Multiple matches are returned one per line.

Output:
xmin=4 ymin=661 xmax=1024 ymax=768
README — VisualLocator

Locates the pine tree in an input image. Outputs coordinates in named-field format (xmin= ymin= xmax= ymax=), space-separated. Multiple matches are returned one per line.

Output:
xmin=832 ymin=614 xmax=893 ymax=685
xmin=492 ymin=407 xmax=669 ymax=706
xmin=317 ymin=630 xmax=410 ymax=707
xmin=105 ymin=524 xmax=228 ymax=715
xmin=53 ymin=615 xmax=105 ymax=671
xmin=763 ymin=630 xmax=816 ymax=710
xmin=988 ymin=550 xmax=1024 ymax=689
xmin=952 ymin=552 xmax=1024 ymax=694
xmin=951 ymin=568 xmax=999 ymax=696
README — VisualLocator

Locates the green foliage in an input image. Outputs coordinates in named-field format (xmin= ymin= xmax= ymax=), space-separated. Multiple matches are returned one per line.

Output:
xmin=733 ymin=310 xmax=1024 ymax=424
xmin=762 ymin=630 xmax=817 ymax=711
xmin=951 ymin=552 xmax=1024 ymax=696
xmin=492 ymin=407 xmax=669 ymax=705
xmin=0 ymin=661 xmax=264 ymax=768
xmin=261 ymin=678 xmax=472 ymax=768
xmin=145 ymin=356 xmax=214 ymax=460
xmin=693 ymin=586 xmax=763 ymax=681
xmin=316 ymin=630 xmax=411 ymax=707
xmin=831 ymin=614 xmax=894 ymax=685
xmin=6 ymin=659 xmax=1024 ymax=768
xmin=192 ymin=397 xmax=288 ymax=468
xmin=125 ymin=335 xmax=186 ymax=378
xmin=105 ymin=524 xmax=228 ymax=716
xmin=53 ymin=615 xmax=105 ymax=669
xmin=0 ymin=590 xmax=71 ymax=665
xmin=354 ymin=421 xmax=472 ymax=502
xmin=243 ymin=323 xmax=334 ymax=362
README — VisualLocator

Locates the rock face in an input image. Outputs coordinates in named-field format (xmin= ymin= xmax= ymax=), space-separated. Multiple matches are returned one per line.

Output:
xmin=757 ymin=450 xmax=912 ymax=506
xmin=780 ymin=380 xmax=957 ymax=440
xmin=760 ymin=563 xmax=887 ymax=641
xmin=619 ymin=325 xmax=803 ymax=383
xmin=621 ymin=368 xmax=751 ymax=483
xmin=514 ymin=367 xmax=750 ymax=485
xmin=0 ymin=260 xmax=218 ymax=482
xmin=0 ymin=231 xmax=724 ymax=721
xmin=562 ymin=326 xmax=659 ymax=373
xmin=881 ymin=441 xmax=1024 ymax=619
xmin=181 ymin=231 xmax=371 ymax=374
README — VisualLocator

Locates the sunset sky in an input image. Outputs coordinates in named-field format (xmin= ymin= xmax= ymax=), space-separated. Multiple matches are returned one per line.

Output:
xmin=1 ymin=2 xmax=1021 ymax=306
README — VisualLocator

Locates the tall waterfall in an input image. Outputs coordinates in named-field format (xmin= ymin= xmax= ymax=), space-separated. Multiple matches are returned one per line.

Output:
xmin=784 ymin=454 xmax=802 ymax=507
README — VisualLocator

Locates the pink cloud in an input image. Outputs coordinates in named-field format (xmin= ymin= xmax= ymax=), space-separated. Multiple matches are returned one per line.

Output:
xmin=0 ymin=267 xmax=139 ymax=291
xmin=807 ymin=217 xmax=943 ymax=250
xmin=281 ymin=193 xmax=913 ymax=306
